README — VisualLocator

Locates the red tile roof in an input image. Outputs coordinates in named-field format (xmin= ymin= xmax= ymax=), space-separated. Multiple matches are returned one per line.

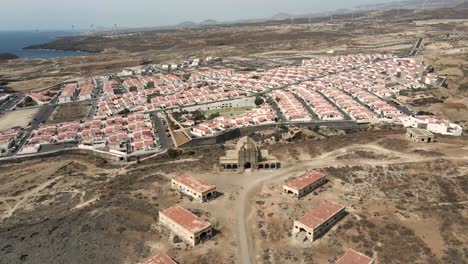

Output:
xmin=286 ymin=171 xmax=326 ymax=190
xmin=335 ymin=249 xmax=373 ymax=264
xmin=161 ymin=204 xmax=211 ymax=233
xmin=173 ymin=174 xmax=215 ymax=193
xmin=296 ymin=200 xmax=345 ymax=229
xmin=142 ymin=252 xmax=177 ymax=264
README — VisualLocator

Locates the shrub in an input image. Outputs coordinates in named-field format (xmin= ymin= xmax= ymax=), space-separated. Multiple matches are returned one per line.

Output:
xmin=167 ymin=148 xmax=181 ymax=158
xmin=255 ymin=96 xmax=265 ymax=106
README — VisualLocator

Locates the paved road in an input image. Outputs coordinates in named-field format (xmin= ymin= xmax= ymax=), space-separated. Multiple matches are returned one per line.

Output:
xmin=266 ymin=97 xmax=286 ymax=122
xmin=0 ymin=94 xmax=23 ymax=112
xmin=9 ymin=98 xmax=57 ymax=156
xmin=315 ymin=90 xmax=352 ymax=120
xmin=151 ymin=112 xmax=172 ymax=149
xmin=408 ymin=37 xmax=424 ymax=56
xmin=88 ymin=80 xmax=103 ymax=118
xmin=291 ymin=92 xmax=319 ymax=119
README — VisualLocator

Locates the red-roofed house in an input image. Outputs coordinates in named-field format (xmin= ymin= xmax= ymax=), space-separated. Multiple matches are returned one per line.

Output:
xmin=293 ymin=200 xmax=345 ymax=242
xmin=159 ymin=204 xmax=213 ymax=246
xmin=283 ymin=171 xmax=327 ymax=198
xmin=171 ymin=174 xmax=217 ymax=202
xmin=141 ymin=252 xmax=177 ymax=264
xmin=334 ymin=249 xmax=374 ymax=264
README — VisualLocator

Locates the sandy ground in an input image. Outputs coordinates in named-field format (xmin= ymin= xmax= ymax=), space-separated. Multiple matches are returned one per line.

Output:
xmin=244 ymin=134 xmax=468 ymax=264
xmin=0 ymin=130 xmax=466 ymax=264
xmin=48 ymin=101 xmax=92 ymax=123
xmin=0 ymin=107 xmax=39 ymax=130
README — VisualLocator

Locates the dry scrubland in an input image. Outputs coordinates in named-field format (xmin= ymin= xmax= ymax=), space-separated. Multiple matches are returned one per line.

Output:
xmin=0 ymin=6 xmax=468 ymax=264
xmin=48 ymin=101 xmax=92 ymax=123
xmin=0 ymin=128 xmax=467 ymax=264
xmin=0 ymin=107 xmax=39 ymax=130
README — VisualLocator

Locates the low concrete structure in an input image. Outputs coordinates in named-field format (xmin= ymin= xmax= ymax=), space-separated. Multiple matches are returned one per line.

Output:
xmin=141 ymin=252 xmax=177 ymax=264
xmin=171 ymin=174 xmax=216 ymax=202
xmin=219 ymin=136 xmax=280 ymax=172
xmin=159 ymin=204 xmax=213 ymax=246
xmin=334 ymin=249 xmax=374 ymax=264
xmin=406 ymin=127 xmax=434 ymax=143
xmin=293 ymin=200 xmax=345 ymax=242
xmin=283 ymin=171 xmax=327 ymax=198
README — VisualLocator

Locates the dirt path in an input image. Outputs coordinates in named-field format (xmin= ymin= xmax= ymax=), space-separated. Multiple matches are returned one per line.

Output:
xmin=0 ymin=175 xmax=65 ymax=220
xmin=236 ymin=143 xmax=468 ymax=264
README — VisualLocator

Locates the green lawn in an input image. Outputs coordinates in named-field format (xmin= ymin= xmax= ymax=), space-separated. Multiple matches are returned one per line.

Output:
xmin=204 ymin=106 xmax=255 ymax=117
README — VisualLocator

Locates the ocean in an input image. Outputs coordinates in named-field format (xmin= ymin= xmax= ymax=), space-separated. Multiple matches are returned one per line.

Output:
xmin=0 ymin=31 xmax=92 ymax=59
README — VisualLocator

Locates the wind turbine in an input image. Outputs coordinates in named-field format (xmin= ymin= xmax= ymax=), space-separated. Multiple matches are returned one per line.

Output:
xmin=422 ymin=0 xmax=428 ymax=11
xmin=88 ymin=24 xmax=95 ymax=35
xmin=397 ymin=0 xmax=401 ymax=16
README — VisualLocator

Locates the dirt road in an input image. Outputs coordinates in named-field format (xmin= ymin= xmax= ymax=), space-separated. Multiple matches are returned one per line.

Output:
xmin=236 ymin=143 xmax=468 ymax=264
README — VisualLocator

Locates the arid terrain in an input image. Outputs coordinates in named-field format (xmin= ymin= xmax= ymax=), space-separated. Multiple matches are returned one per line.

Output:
xmin=0 ymin=128 xmax=467 ymax=264
xmin=0 ymin=4 xmax=467 ymax=264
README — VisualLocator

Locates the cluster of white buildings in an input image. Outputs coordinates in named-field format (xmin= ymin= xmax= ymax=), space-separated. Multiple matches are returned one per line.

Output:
xmin=28 ymin=81 xmax=96 ymax=105
xmin=96 ymin=70 xmax=238 ymax=117
xmin=19 ymin=113 xmax=158 ymax=155
xmin=289 ymin=85 xmax=343 ymax=120
xmin=271 ymin=90 xmax=312 ymax=121
xmin=191 ymin=104 xmax=277 ymax=137
xmin=58 ymin=83 xmax=79 ymax=103
xmin=400 ymin=115 xmax=463 ymax=136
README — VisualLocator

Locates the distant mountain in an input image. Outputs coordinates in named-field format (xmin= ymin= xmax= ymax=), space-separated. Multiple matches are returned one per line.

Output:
xmin=456 ymin=1 xmax=468 ymax=8
xmin=271 ymin=12 xmax=292 ymax=20
xmin=177 ymin=21 xmax=198 ymax=28
xmin=0 ymin=53 xmax=19 ymax=62
xmin=200 ymin=19 xmax=219 ymax=26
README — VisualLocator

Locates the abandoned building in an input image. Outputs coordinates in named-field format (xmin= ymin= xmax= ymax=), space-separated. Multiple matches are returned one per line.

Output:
xmin=283 ymin=171 xmax=327 ymax=198
xmin=219 ymin=136 xmax=280 ymax=172
xmin=171 ymin=174 xmax=217 ymax=202
xmin=334 ymin=248 xmax=374 ymax=264
xmin=159 ymin=204 xmax=213 ymax=246
xmin=406 ymin=127 xmax=434 ymax=143
xmin=293 ymin=200 xmax=346 ymax=242
xmin=141 ymin=252 xmax=177 ymax=264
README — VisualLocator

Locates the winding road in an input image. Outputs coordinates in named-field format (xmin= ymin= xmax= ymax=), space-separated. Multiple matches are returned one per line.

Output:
xmin=235 ymin=143 xmax=468 ymax=264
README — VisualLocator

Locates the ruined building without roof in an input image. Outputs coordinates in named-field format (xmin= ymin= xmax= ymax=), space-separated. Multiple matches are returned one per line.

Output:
xmin=219 ymin=136 xmax=280 ymax=172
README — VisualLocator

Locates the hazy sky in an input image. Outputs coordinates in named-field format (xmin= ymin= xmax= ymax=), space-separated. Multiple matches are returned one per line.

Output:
xmin=0 ymin=0 xmax=389 ymax=31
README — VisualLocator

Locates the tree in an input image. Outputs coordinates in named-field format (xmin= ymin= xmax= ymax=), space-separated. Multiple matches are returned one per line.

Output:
xmin=191 ymin=110 xmax=206 ymax=121
xmin=167 ymin=148 xmax=181 ymax=159
xmin=255 ymin=96 xmax=265 ymax=106
xmin=209 ymin=112 xmax=220 ymax=120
